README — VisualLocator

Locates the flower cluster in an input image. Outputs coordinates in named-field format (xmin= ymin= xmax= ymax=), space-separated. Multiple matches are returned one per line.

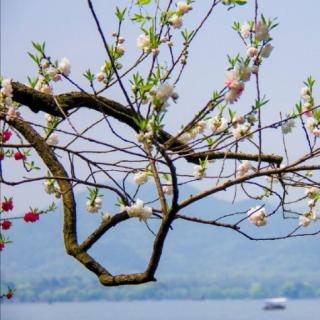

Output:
xmin=0 ymin=78 xmax=13 ymax=109
xmin=299 ymin=210 xmax=318 ymax=227
xmin=168 ymin=2 xmax=192 ymax=29
xmin=44 ymin=113 xmax=60 ymax=145
xmin=124 ymin=199 xmax=152 ymax=221
xmin=224 ymin=63 xmax=252 ymax=104
xmin=44 ymin=180 xmax=61 ymax=199
xmin=247 ymin=206 xmax=267 ymax=226
xmin=300 ymin=86 xmax=315 ymax=116
xmin=33 ymin=57 xmax=70 ymax=94
xmin=23 ymin=211 xmax=40 ymax=223
xmin=96 ymin=44 xmax=124 ymax=83
xmin=232 ymin=123 xmax=252 ymax=141
xmin=1 ymin=198 xmax=14 ymax=212
xmin=305 ymin=187 xmax=319 ymax=200
xmin=176 ymin=2 xmax=192 ymax=15
xmin=306 ymin=118 xmax=320 ymax=137
xmin=86 ymin=197 xmax=103 ymax=213
xmin=136 ymin=129 xmax=153 ymax=144
xmin=0 ymin=79 xmax=20 ymax=123
xmin=152 ymin=83 xmax=179 ymax=112
xmin=209 ymin=115 xmax=228 ymax=134
xmin=179 ymin=121 xmax=206 ymax=144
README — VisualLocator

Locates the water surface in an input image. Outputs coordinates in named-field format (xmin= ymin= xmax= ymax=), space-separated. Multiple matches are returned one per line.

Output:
xmin=2 ymin=299 xmax=319 ymax=320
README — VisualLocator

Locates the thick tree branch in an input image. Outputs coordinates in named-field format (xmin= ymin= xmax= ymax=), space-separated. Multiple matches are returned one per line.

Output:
xmin=1 ymin=113 xmax=160 ymax=286
xmin=11 ymin=81 xmax=283 ymax=165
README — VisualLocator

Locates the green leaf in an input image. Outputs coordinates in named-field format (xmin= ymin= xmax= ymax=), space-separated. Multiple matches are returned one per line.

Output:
xmin=27 ymin=52 xmax=40 ymax=65
xmin=295 ymin=102 xmax=302 ymax=113
xmin=115 ymin=7 xmax=126 ymax=21
xmin=136 ymin=0 xmax=151 ymax=5
xmin=235 ymin=0 xmax=247 ymax=5
xmin=83 ymin=69 xmax=95 ymax=81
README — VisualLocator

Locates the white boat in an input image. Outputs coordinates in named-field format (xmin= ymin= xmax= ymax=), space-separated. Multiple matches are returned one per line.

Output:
xmin=263 ymin=297 xmax=287 ymax=310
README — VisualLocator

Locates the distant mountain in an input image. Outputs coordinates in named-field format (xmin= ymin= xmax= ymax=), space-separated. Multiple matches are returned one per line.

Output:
xmin=1 ymin=184 xmax=319 ymax=301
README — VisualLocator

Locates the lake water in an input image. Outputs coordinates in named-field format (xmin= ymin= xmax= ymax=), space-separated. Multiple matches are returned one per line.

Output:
xmin=1 ymin=299 xmax=319 ymax=320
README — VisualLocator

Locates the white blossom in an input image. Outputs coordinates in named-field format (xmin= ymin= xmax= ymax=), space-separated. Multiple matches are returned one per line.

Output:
xmin=255 ymin=21 xmax=269 ymax=42
xmin=86 ymin=197 xmax=102 ymax=213
xmin=308 ymin=199 xmax=316 ymax=208
xmin=305 ymin=187 xmax=319 ymax=199
xmin=44 ymin=180 xmax=56 ymax=194
xmin=232 ymin=123 xmax=251 ymax=140
xmin=224 ymin=70 xmax=241 ymax=89
xmin=306 ymin=118 xmax=317 ymax=133
xmin=169 ymin=14 xmax=183 ymax=29
xmin=313 ymin=128 xmax=320 ymax=137
xmin=6 ymin=106 xmax=19 ymax=121
xmin=224 ymin=89 xmax=241 ymax=104
xmin=260 ymin=44 xmax=274 ymax=58
xmin=237 ymin=160 xmax=251 ymax=177
xmin=209 ymin=115 xmax=228 ymax=134
xmin=194 ymin=121 xmax=207 ymax=134
xmin=125 ymin=199 xmax=152 ymax=221
xmin=47 ymin=67 xmax=60 ymax=81
xmin=176 ymin=2 xmax=192 ymax=14
xmin=0 ymin=79 xmax=13 ymax=97
xmin=133 ymin=171 xmax=148 ymax=185
xmin=247 ymin=46 xmax=258 ymax=57
xmin=241 ymin=22 xmax=250 ymax=38
xmin=45 ymin=113 xmax=54 ymax=123
xmin=156 ymin=83 xmax=174 ymax=101
xmin=247 ymin=206 xmax=267 ymax=227
xmin=281 ymin=118 xmax=295 ymax=134
xmin=136 ymin=130 xmax=153 ymax=144
xmin=235 ymin=64 xmax=252 ymax=82
xmin=300 ymin=87 xmax=309 ymax=97
xmin=136 ymin=34 xmax=150 ymax=50
xmin=193 ymin=164 xmax=206 ymax=180
xmin=47 ymin=133 xmax=59 ymax=146
xmin=299 ymin=210 xmax=317 ymax=227
xmin=299 ymin=215 xmax=311 ymax=227
xmin=58 ymin=57 xmax=71 ymax=76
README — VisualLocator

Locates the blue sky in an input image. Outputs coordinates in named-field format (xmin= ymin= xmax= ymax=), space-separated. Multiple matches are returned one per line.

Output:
xmin=1 ymin=0 xmax=320 ymax=209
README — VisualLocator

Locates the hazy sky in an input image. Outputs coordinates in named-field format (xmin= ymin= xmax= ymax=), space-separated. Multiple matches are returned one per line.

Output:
xmin=1 ymin=0 xmax=320 ymax=211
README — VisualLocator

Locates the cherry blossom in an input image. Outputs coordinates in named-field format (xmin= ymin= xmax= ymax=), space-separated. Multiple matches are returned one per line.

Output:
xmin=247 ymin=206 xmax=267 ymax=226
